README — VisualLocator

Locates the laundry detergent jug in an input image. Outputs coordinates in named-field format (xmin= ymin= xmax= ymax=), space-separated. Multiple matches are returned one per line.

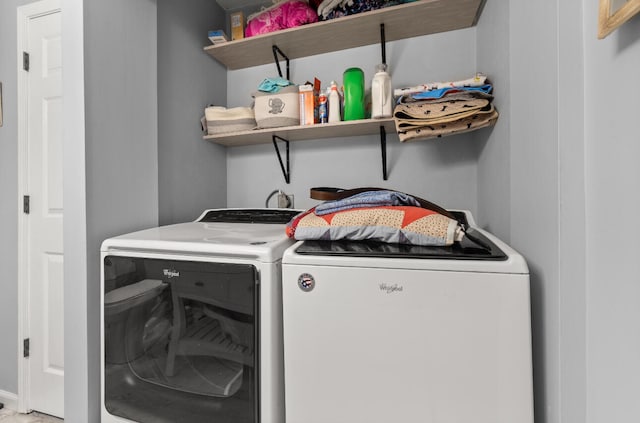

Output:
xmin=371 ymin=63 xmax=392 ymax=119
xmin=343 ymin=67 xmax=365 ymax=121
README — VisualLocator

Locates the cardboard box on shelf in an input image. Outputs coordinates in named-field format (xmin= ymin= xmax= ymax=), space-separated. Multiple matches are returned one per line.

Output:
xmin=299 ymin=85 xmax=314 ymax=126
xmin=230 ymin=11 xmax=245 ymax=40
xmin=208 ymin=30 xmax=229 ymax=44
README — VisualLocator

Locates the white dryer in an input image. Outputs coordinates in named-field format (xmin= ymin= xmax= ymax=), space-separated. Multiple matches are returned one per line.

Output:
xmin=281 ymin=211 xmax=533 ymax=423
xmin=100 ymin=209 xmax=299 ymax=423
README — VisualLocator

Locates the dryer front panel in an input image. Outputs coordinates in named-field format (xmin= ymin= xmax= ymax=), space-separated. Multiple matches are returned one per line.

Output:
xmin=282 ymin=264 xmax=533 ymax=423
xmin=102 ymin=255 xmax=259 ymax=423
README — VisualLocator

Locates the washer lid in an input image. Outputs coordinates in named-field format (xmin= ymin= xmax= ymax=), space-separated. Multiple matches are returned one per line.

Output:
xmin=294 ymin=228 xmax=507 ymax=261
xmin=283 ymin=225 xmax=529 ymax=274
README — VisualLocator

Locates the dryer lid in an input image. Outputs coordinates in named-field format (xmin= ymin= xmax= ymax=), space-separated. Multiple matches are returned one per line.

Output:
xmin=101 ymin=208 xmax=301 ymax=262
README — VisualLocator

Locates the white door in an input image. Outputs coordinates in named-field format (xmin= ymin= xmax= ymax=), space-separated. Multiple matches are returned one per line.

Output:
xmin=18 ymin=0 xmax=64 ymax=418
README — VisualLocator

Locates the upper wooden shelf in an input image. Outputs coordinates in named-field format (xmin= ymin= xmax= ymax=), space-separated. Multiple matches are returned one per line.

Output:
xmin=204 ymin=118 xmax=396 ymax=146
xmin=204 ymin=0 xmax=486 ymax=70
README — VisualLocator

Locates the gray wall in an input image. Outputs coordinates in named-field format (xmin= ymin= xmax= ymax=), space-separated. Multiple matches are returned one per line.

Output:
xmin=0 ymin=0 xmax=34 ymax=397
xmin=583 ymin=4 xmax=640 ymax=422
xmin=78 ymin=0 xmax=159 ymax=421
xmin=157 ymin=0 xmax=228 ymax=225
xmin=508 ymin=2 xmax=562 ymax=422
xmin=475 ymin=0 xmax=510 ymax=241
xmin=226 ymin=28 xmax=482 ymax=212
xmin=557 ymin=1 xmax=587 ymax=422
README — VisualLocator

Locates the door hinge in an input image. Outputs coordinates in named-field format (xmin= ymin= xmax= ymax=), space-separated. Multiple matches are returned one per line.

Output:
xmin=23 ymin=52 xmax=30 ymax=72
xmin=23 ymin=338 xmax=30 ymax=358
xmin=23 ymin=195 xmax=30 ymax=214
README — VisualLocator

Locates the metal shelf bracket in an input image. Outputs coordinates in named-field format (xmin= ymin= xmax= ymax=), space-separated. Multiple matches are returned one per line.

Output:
xmin=379 ymin=24 xmax=389 ymax=180
xmin=380 ymin=23 xmax=386 ymax=65
xmin=272 ymin=135 xmax=290 ymax=184
xmin=380 ymin=126 xmax=388 ymax=180
xmin=272 ymin=45 xmax=290 ymax=81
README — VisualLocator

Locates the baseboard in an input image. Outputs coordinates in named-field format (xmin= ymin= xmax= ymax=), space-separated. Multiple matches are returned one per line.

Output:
xmin=0 ymin=389 xmax=18 ymax=411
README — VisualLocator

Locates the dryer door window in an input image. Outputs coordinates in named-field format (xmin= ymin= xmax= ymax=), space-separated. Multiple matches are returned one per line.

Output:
xmin=103 ymin=255 xmax=258 ymax=423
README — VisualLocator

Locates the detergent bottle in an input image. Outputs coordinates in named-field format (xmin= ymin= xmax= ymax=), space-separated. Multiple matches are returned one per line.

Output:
xmin=371 ymin=63 xmax=392 ymax=118
xmin=342 ymin=68 xmax=365 ymax=121
xmin=328 ymin=81 xmax=341 ymax=123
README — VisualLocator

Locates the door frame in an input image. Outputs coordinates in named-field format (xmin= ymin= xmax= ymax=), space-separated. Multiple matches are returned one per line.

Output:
xmin=16 ymin=0 xmax=62 ymax=414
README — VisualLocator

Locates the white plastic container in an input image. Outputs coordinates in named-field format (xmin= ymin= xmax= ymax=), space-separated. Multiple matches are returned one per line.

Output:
xmin=371 ymin=63 xmax=393 ymax=119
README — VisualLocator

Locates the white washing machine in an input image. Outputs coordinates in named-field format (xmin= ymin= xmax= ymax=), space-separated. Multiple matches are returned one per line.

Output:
xmin=100 ymin=208 xmax=300 ymax=423
xmin=281 ymin=211 xmax=534 ymax=423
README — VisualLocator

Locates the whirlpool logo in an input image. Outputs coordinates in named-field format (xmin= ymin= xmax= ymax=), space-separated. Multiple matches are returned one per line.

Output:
xmin=163 ymin=269 xmax=180 ymax=279
xmin=379 ymin=283 xmax=404 ymax=294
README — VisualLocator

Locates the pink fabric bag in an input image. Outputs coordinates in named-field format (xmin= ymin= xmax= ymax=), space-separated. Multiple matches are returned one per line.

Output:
xmin=246 ymin=1 xmax=318 ymax=37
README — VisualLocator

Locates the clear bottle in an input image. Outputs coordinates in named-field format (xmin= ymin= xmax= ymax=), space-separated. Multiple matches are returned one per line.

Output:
xmin=328 ymin=81 xmax=341 ymax=123
xmin=371 ymin=63 xmax=393 ymax=119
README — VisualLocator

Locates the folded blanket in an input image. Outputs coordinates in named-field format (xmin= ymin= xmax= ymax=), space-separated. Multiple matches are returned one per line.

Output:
xmin=394 ymin=73 xmax=488 ymax=97
xmin=395 ymin=105 xmax=499 ymax=142
xmin=287 ymin=205 xmax=463 ymax=246
xmin=397 ymin=90 xmax=494 ymax=105
xmin=409 ymin=84 xmax=493 ymax=101
xmin=394 ymin=98 xmax=490 ymax=121
xmin=315 ymin=190 xmax=420 ymax=215
xmin=205 ymin=106 xmax=256 ymax=135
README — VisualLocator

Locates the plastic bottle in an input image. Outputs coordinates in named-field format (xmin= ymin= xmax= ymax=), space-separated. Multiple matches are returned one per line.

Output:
xmin=328 ymin=81 xmax=341 ymax=123
xmin=371 ymin=63 xmax=393 ymax=119
xmin=318 ymin=92 xmax=328 ymax=123
xmin=342 ymin=68 xmax=365 ymax=121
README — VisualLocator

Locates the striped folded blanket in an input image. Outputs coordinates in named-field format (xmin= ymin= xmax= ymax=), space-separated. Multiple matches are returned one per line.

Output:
xmin=205 ymin=106 xmax=256 ymax=135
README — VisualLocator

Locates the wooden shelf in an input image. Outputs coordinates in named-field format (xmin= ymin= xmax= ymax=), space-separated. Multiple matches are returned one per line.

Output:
xmin=204 ymin=0 xmax=486 ymax=70
xmin=204 ymin=118 xmax=396 ymax=147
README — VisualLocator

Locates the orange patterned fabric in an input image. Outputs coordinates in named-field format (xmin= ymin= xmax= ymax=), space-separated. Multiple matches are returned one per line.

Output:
xmin=287 ymin=205 xmax=461 ymax=246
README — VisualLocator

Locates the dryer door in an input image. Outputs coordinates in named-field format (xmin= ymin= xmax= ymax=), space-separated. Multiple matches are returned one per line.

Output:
xmin=103 ymin=255 xmax=258 ymax=423
xmin=282 ymin=264 xmax=533 ymax=423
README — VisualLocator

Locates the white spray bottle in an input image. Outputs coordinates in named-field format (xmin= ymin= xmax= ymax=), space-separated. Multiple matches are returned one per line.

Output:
xmin=328 ymin=81 xmax=341 ymax=123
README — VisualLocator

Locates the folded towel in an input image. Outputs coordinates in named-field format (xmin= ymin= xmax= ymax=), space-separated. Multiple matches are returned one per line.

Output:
xmin=258 ymin=77 xmax=294 ymax=93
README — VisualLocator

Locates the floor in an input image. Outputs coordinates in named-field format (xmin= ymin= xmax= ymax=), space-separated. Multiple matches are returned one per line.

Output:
xmin=0 ymin=408 xmax=62 ymax=423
